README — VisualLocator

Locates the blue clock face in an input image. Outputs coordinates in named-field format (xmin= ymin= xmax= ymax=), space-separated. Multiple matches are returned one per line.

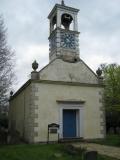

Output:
xmin=61 ymin=33 xmax=76 ymax=49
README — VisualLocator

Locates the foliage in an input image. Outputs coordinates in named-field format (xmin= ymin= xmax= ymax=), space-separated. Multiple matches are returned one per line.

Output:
xmin=0 ymin=144 xmax=118 ymax=160
xmin=90 ymin=134 xmax=120 ymax=147
xmin=0 ymin=113 xmax=8 ymax=128
xmin=0 ymin=15 xmax=15 ymax=111
xmin=100 ymin=64 xmax=120 ymax=132
xmin=101 ymin=63 xmax=120 ymax=112
xmin=0 ymin=113 xmax=8 ymax=144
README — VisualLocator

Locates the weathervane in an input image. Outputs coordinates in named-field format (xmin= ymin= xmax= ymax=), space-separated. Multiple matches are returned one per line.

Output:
xmin=61 ymin=0 xmax=65 ymax=5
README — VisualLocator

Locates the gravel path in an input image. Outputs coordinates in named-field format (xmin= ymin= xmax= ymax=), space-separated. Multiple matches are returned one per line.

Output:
xmin=72 ymin=143 xmax=120 ymax=159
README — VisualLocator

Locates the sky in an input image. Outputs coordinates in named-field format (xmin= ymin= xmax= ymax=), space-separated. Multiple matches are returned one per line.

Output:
xmin=0 ymin=0 xmax=120 ymax=91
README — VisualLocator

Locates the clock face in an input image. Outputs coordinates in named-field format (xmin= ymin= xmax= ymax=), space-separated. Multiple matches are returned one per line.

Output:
xmin=61 ymin=33 xmax=76 ymax=49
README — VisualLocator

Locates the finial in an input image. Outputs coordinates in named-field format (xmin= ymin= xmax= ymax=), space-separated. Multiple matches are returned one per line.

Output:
xmin=61 ymin=0 xmax=65 ymax=6
xmin=96 ymin=68 xmax=102 ymax=77
xmin=32 ymin=60 xmax=39 ymax=71
xmin=10 ymin=91 xmax=13 ymax=97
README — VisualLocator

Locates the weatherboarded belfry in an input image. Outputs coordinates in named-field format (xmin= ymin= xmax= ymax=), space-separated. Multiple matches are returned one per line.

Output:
xmin=9 ymin=1 xmax=105 ymax=143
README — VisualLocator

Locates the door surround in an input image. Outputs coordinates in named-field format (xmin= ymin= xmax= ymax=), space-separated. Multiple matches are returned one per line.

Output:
xmin=58 ymin=102 xmax=84 ymax=139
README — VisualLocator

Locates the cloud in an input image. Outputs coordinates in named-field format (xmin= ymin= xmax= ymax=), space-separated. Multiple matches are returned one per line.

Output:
xmin=14 ymin=44 xmax=49 ymax=90
xmin=80 ymin=31 xmax=120 ymax=70
xmin=0 ymin=0 xmax=120 ymax=91
xmin=79 ymin=0 xmax=120 ymax=34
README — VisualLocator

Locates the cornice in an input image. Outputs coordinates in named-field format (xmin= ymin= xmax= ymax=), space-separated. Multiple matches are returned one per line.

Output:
xmin=48 ymin=4 xmax=79 ymax=19
xmin=32 ymin=79 xmax=104 ymax=87
xmin=9 ymin=79 xmax=104 ymax=102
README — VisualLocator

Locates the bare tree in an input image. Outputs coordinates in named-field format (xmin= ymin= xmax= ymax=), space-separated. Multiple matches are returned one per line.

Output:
xmin=0 ymin=16 xmax=15 ymax=112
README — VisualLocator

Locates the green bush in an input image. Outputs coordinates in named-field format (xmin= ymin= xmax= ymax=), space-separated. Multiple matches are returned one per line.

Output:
xmin=0 ymin=114 xmax=8 ymax=129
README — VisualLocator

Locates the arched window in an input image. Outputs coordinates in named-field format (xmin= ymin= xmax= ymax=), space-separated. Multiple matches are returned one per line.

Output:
xmin=61 ymin=13 xmax=73 ymax=30
xmin=52 ymin=15 xmax=57 ymax=31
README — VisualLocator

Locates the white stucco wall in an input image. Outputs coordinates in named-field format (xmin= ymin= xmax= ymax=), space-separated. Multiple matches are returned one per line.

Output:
xmin=9 ymin=91 xmax=25 ymax=137
xmin=32 ymin=82 xmax=105 ymax=143
xmin=39 ymin=59 xmax=98 ymax=84
xmin=9 ymin=58 xmax=105 ymax=143
xmin=9 ymin=84 xmax=32 ymax=142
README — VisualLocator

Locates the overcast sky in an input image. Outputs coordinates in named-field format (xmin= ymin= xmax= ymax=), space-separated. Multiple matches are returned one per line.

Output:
xmin=0 ymin=0 xmax=120 ymax=91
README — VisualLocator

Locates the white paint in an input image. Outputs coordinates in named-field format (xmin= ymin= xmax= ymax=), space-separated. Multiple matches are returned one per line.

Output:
xmin=39 ymin=59 xmax=98 ymax=84
xmin=58 ymin=103 xmax=84 ymax=139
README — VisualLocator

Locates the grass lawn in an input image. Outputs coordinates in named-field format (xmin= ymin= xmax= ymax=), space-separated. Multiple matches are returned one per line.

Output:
xmin=0 ymin=143 xmax=119 ymax=160
xmin=91 ymin=134 xmax=120 ymax=147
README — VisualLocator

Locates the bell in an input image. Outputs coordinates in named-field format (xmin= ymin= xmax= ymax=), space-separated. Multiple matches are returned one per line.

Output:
xmin=61 ymin=14 xmax=73 ymax=30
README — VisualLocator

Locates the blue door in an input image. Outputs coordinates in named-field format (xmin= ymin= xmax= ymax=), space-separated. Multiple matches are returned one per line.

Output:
xmin=63 ymin=110 xmax=76 ymax=138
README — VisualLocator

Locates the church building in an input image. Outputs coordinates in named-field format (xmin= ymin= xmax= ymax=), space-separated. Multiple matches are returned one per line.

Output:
xmin=9 ymin=1 xmax=105 ymax=143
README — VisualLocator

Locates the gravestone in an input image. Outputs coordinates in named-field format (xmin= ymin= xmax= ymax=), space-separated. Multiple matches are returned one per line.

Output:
xmin=84 ymin=151 xmax=98 ymax=160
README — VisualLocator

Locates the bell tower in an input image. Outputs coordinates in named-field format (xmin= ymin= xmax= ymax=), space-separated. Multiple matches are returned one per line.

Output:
xmin=48 ymin=1 xmax=80 ymax=63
